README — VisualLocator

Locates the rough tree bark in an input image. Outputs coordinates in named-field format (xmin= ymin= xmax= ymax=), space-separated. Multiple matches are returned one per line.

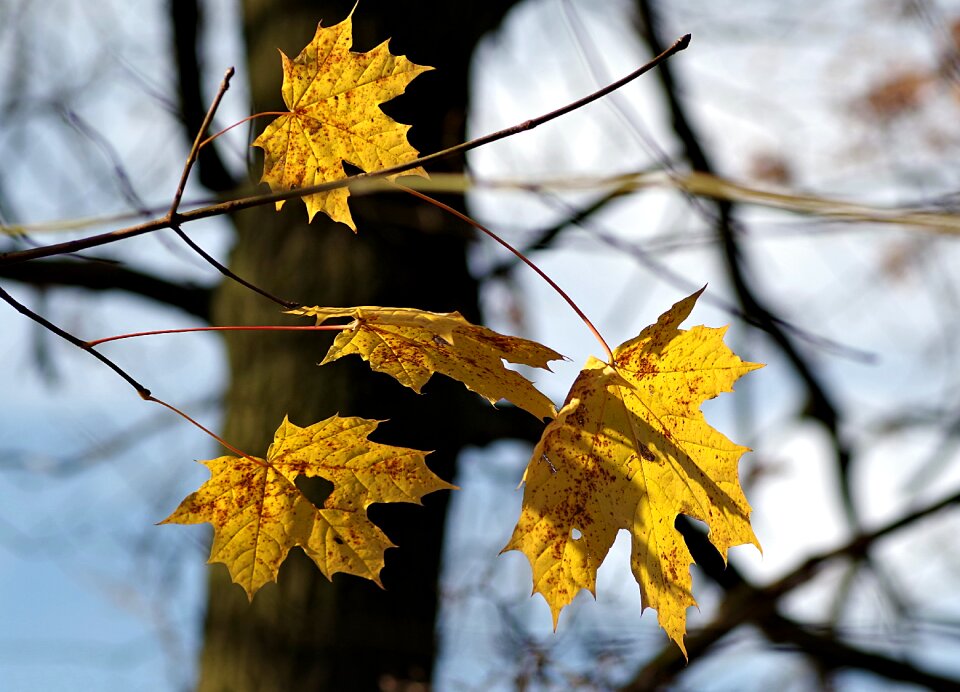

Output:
xmin=195 ymin=1 xmax=523 ymax=689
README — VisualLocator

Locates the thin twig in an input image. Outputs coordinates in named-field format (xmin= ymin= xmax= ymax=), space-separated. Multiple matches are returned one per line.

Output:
xmin=169 ymin=223 xmax=298 ymax=309
xmin=162 ymin=65 xmax=296 ymax=307
xmin=0 ymin=34 xmax=691 ymax=267
xmin=401 ymin=33 xmax=691 ymax=173
xmin=169 ymin=67 xmax=235 ymax=217
xmin=165 ymin=70 xmax=299 ymax=309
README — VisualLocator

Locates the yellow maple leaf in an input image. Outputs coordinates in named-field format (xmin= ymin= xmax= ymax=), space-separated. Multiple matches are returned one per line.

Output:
xmin=162 ymin=415 xmax=451 ymax=598
xmin=252 ymin=10 xmax=432 ymax=229
xmin=289 ymin=306 xmax=564 ymax=420
xmin=503 ymin=289 xmax=762 ymax=654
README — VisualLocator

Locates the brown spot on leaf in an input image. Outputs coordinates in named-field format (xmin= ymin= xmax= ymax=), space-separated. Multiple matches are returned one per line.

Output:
xmin=505 ymin=288 xmax=761 ymax=649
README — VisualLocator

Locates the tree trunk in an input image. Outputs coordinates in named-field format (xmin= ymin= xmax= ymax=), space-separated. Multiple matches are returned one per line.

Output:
xmin=196 ymin=1 xmax=521 ymax=689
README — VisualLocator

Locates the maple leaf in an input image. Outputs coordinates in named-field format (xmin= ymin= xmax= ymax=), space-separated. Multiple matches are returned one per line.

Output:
xmin=252 ymin=10 xmax=432 ymax=229
xmin=162 ymin=415 xmax=451 ymax=598
xmin=289 ymin=306 xmax=564 ymax=420
xmin=503 ymin=289 xmax=762 ymax=654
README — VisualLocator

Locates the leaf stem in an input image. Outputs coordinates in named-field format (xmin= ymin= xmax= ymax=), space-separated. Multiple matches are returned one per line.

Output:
xmin=0 ymin=34 xmax=691 ymax=267
xmin=87 ymin=324 xmax=347 ymax=348
xmin=397 ymin=184 xmax=614 ymax=362
xmin=146 ymin=396 xmax=267 ymax=468
xmin=197 ymin=111 xmax=289 ymax=150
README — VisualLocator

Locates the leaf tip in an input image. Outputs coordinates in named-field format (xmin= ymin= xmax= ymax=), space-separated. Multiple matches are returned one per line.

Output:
xmin=675 ymin=636 xmax=689 ymax=660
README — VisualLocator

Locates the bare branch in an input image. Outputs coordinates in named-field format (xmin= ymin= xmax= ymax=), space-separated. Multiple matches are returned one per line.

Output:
xmin=169 ymin=0 xmax=236 ymax=193
xmin=634 ymin=0 xmax=857 ymax=524
xmin=169 ymin=223 xmax=297 ymax=309
xmin=621 ymin=491 xmax=960 ymax=689
xmin=0 ymin=260 xmax=210 ymax=319
xmin=0 ymin=35 xmax=691 ymax=267
xmin=169 ymin=67 xmax=235 ymax=216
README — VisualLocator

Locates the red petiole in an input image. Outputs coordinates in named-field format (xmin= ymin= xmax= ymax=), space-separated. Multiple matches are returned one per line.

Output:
xmin=197 ymin=111 xmax=289 ymax=150
xmin=86 ymin=324 xmax=347 ymax=348
xmin=397 ymin=184 xmax=615 ymax=362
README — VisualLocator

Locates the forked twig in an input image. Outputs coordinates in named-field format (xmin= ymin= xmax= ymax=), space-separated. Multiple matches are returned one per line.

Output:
xmin=0 ymin=284 xmax=151 ymax=397
xmin=164 ymin=68 xmax=299 ymax=308
xmin=0 ymin=283 xmax=258 ymax=463
xmin=0 ymin=34 xmax=691 ymax=267
xmin=0 ymin=32 xmax=694 ymax=458
xmin=169 ymin=67 xmax=235 ymax=217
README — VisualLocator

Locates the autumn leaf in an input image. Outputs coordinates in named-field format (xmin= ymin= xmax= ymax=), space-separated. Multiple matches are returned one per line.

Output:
xmin=288 ymin=305 xmax=563 ymax=420
xmin=253 ymin=10 xmax=432 ymax=229
xmin=162 ymin=415 xmax=450 ymax=598
xmin=503 ymin=288 xmax=762 ymax=654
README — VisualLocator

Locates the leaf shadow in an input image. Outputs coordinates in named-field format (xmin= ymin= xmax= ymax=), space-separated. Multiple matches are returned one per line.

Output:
xmin=628 ymin=410 xmax=753 ymax=538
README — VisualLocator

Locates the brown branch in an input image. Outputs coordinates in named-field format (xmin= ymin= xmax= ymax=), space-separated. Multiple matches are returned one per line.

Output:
xmin=169 ymin=67 xmax=234 ymax=216
xmin=0 ymin=34 xmax=691 ymax=268
xmin=163 ymin=63 xmax=296 ymax=309
xmin=169 ymin=0 xmax=235 ymax=193
xmin=169 ymin=223 xmax=297 ymax=309
xmin=622 ymin=490 xmax=960 ymax=689
xmin=634 ymin=0 xmax=856 ymax=525
xmin=764 ymin=487 xmax=960 ymax=599
xmin=630 ymin=595 xmax=960 ymax=690
xmin=759 ymin=612 xmax=960 ymax=689
xmin=0 ymin=259 xmax=211 ymax=319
